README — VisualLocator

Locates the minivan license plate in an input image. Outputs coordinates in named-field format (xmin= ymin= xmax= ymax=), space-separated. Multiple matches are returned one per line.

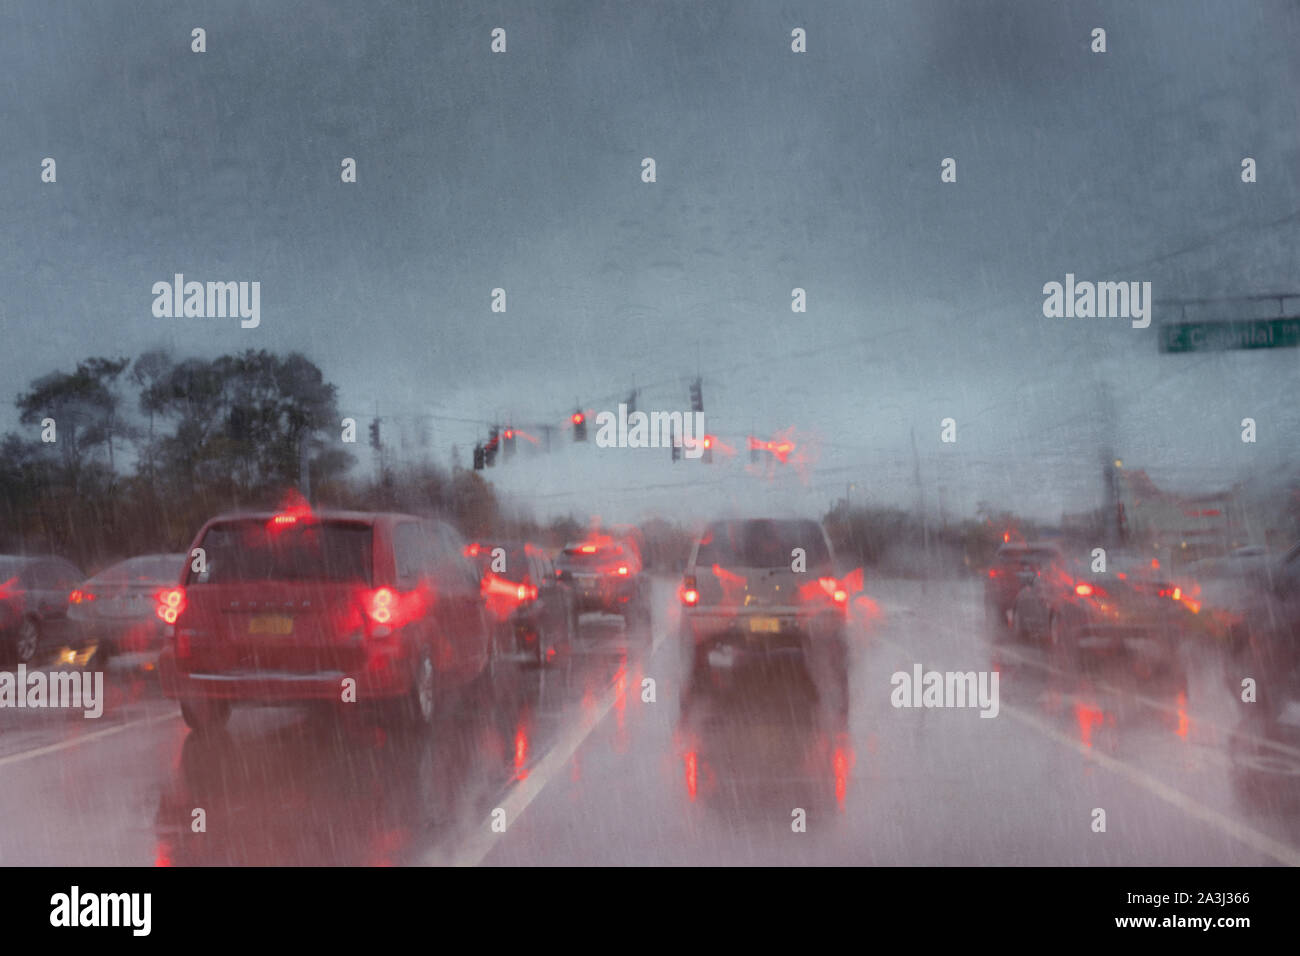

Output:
xmin=249 ymin=615 xmax=293 ymax=635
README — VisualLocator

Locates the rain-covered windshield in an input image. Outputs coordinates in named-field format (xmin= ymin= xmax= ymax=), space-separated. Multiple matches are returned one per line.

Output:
xmin=2 ymin=1 xmax=1298 ymax=900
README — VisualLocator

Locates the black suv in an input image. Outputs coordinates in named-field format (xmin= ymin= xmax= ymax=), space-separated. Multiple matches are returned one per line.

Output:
xmin=555 ymin=535 xmax=651 ymax=632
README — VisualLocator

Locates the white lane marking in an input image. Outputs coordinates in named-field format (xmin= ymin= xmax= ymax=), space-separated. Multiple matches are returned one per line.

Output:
xmin=875 ymin=629 xmax=1300 ymax=867
xmin=998 ymin=701 xmax=1300 ymax=867
xmin=0 ymin=711 xmax=180 ymax=769
xmin=984 ymin=624 xmax=1300 ymax=760
xmin=433 ymin=626 xmax=668 ymax=867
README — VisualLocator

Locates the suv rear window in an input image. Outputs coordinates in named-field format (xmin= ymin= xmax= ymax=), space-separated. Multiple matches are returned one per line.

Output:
xmin=188 ymin=520 xmax=373 ymax=585
xmin=695 ymin=520 xmax=830 ymax=570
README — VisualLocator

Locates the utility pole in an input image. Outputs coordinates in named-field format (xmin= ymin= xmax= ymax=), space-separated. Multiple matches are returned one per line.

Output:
xmin=298 ymin=434 xmax=311 ymax=503
xmin=911 ymin=426 xmax=929 ymax=593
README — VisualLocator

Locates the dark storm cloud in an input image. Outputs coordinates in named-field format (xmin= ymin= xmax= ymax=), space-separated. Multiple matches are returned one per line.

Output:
xmin=2 ymin=1 xmax=1298 ymax=518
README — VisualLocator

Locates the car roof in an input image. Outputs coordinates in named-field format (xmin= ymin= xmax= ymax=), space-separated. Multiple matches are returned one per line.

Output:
xmin=0 ymin=554 xmax=75 ymax=565
xmin=996 ymin=542 xmax=1062 ymax=555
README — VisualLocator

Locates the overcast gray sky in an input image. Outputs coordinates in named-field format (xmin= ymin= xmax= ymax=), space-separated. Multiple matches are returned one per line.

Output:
xmin=3 ymin=0 xmax=1298 ymax=522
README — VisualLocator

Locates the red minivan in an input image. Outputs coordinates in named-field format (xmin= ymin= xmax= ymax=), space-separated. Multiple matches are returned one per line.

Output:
xmin=158 ymin=507 xmax=490 ymax=732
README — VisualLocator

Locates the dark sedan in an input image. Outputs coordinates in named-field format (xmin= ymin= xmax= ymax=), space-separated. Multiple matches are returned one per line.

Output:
xmin=471 ymin=541 xmax=576 ymax=666
xmin=1011 ymin=552 xmax=1192 ymax=676
xmin=0 ymin=554 xmax=85 ymax=664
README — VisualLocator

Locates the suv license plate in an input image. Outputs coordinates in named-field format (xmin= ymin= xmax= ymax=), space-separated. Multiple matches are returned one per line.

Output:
xmin=749 ymin=616 xmax=780 ymax=634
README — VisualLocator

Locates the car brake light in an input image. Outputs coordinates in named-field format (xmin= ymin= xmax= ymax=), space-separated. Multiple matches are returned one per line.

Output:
xmin=617 ymin=566 xmax=629 ymax=576
xmin=70 ymin=589 xmax=96 ymax=604
xmin=581 ymin=545 xmax=597 ymax=554
xmin=1075 ymin=582 xmax=1106 ymax=598
xmin=516 ymin=583 xmax=538 ymax=602
xmin=155 ymin=587 xmax=186 ymax=624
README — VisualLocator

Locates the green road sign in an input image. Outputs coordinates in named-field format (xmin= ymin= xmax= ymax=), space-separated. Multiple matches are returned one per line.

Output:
xmin=1159 ymin=316 xmax=1300 ymax=353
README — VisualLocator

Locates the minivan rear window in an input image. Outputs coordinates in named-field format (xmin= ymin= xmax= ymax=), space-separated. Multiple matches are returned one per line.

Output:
xmin=558 ymin=544 xmax=625 ymax=568
xmin=188 ymin=520 xmax=373 ymax=585
xmin=695 ymin=520 xmax=830 ymax=570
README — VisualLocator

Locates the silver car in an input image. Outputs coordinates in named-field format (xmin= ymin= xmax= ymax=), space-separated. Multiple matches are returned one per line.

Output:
xmin=68 ymin=553 xmax=187 ymax=662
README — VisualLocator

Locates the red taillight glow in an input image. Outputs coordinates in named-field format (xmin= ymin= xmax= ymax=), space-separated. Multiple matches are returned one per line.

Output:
xmin=516 ymin=583 xmax=538 ymax=602
xmin=617 ymin=565 xmax=629 ymax=576
xmin=816 ymin=577 xmax=848 ymax=605
xmin=580 ymin=544 xmax=597 ymax=554
xmin=1074 ymin=582 xmax=1104 ymax=598
xmin=367 ymin=587 xmax=396 ymax=625
xmin=155 ymin=587 xmax=186 ymax=624
xmin=70 ymin=589 xmax=96 ymax=604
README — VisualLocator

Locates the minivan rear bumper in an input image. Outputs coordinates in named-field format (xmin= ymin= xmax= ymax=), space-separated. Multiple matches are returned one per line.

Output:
xmin=158 ymin=643 xmax=412 ymax=703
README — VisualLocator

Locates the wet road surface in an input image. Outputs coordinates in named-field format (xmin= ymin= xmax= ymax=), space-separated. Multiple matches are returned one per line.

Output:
xmin=2 ymin=576 xmax=1298 ymax=866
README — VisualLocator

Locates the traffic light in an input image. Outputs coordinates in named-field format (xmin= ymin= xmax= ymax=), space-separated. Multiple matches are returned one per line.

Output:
xmin=702 ymin=434 xmax=713 ymax=464
xmin=625 ymin=391 xmax=637 ymax=415
xmin=572 ymin=410 xmax=586 ymax=442
xmin=689 ymin=378 xmax=703 ymax=413
xmin=502 ymin=427 xmax=516 ymax=461
xmin=473 ymin=443 xmax=485 ymax=471
xmin=671 ymin=422 xmax=680 ymax=462
xmin=485 ymin=426 xmax=499 ymax=466
xmin=369 ymin=418 xmax=381 ymax=450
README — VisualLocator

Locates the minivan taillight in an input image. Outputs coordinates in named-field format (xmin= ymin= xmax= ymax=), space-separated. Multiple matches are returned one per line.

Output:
xmin=155 ymin=587 xmax=186 ymax=624
xmin=365 ymin=587 xmax=396 ymax=625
